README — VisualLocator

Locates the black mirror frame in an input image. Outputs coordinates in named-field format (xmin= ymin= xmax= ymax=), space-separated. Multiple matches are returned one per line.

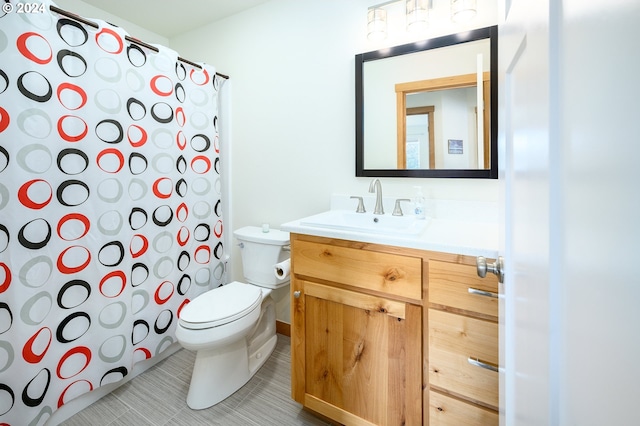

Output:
xmin=355 ymin=25 xmax=498 ymax=179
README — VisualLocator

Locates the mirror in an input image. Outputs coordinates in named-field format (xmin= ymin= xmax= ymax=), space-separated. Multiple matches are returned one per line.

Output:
xmin=355 ymin=26 xmax=498 ymax=178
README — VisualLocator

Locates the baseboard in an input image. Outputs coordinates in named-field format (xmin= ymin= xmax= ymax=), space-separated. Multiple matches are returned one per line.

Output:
xmin=276 ymin=320 xmax=290 ymax=337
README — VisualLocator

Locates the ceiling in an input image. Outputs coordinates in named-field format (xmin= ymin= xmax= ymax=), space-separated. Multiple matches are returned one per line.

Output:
xmin=78 ymin=0 xmax=272 ymax=38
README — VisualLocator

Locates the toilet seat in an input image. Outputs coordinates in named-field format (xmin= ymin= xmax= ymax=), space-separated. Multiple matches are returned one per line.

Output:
xmin=178 ymin=281 xmax=262 ymax=330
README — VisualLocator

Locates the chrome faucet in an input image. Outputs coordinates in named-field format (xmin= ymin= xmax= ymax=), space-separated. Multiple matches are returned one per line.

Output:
xmin=368 ymin=178 xmax=384 ymax=215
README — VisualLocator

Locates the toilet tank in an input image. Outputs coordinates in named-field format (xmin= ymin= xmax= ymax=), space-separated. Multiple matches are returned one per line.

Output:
xmin=234 ymin=226 xmax=290 ymax=289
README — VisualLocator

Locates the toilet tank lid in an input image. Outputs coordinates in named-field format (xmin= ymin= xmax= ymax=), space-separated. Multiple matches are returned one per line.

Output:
xmin=234 ymin=226 xmax=290 ymax=245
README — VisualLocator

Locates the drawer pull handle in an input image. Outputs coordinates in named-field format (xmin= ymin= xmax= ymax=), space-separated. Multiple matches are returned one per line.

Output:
xmin=468 ymin=287 xmax=498 ymax=299
xmin=468 ymin=357 xmax=499 ymax=373
xmin=293 ymin=291 xmax=301 ymax=298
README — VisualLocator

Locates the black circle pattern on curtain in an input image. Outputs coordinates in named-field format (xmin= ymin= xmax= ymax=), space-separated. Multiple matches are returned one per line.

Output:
xmin=0 ymin=3 xmax=225 ymax=424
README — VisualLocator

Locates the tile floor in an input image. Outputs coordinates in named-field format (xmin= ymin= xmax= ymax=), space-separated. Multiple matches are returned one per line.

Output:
xmin=60 ymin=335 xmax=329 ymax=426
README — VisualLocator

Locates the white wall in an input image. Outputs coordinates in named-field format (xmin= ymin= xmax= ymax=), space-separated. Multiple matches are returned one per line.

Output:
xmin=169 ymin=1 xmax=500 ymax=298
xmin=52 ymin=0 xmax=169 ymax=45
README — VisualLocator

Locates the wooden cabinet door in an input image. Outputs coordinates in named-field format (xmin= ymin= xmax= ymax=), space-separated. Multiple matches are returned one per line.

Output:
xmin=292 ymin=279 xmax=422 ymax=426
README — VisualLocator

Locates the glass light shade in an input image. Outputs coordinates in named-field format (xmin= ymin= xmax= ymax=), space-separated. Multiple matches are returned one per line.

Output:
xmin=406 ymin=0 xmax=429 ymax=33
xmin=451 ymin=0 xmax=477 ymax=23
xmin=367 ymin=8 xmax=387 ymax=41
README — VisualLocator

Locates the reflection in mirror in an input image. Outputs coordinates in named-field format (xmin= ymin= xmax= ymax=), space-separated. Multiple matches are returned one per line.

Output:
xmin=397 ymin=72 xmax=490 ymax=170
xmin=355 ymin=26 xmax=498 ymax=178
xmin=404 ymin=105 xmax=434 ymax=169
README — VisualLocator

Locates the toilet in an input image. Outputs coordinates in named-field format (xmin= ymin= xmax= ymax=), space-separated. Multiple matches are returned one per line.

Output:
xmin=175 ymin=226 xmax=290 ymax=410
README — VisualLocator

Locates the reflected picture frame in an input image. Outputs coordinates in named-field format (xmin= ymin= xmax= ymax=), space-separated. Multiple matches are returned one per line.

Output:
xmin=448 ymin=139 xmax=463 ymax=154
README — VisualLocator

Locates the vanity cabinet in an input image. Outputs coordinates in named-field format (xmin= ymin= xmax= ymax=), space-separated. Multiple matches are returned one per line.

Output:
xmin=290 ymin=233 xmax=499 ymax=425
xmin=428 ymin=260 xmax=499 ymax=425
xmin=290 ymin=234 xmax=423 ymax=425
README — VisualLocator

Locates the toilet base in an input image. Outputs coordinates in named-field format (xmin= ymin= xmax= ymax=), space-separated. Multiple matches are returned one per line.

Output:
xmin=185 ymin=333 xmax=277 ymax=410
xmin=184 ymin=296 xmax=278 ymax=410
xmin=249 ymin=333 xmax=277 ymax=379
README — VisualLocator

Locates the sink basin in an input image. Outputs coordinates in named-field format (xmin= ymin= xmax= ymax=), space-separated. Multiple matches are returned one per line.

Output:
xmin=299 ymin=210 xmax=429 ymax=236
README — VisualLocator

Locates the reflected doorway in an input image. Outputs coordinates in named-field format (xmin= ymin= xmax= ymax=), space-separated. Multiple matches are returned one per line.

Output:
xmin=396 ymin=72 xmax=491 ymax=170
xmin=403 ymin=106 xmax=435 ymax=169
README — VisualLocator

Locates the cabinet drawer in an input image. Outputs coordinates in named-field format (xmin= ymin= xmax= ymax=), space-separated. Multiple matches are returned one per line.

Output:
xmin=429 ymin=309 xmax=498 ymax=409
xmin=429 ymin=260 xmax=498 ymax=318
xmin=292 ymin=239 xmax=422 ymax=301
xmin=429 ymin=390 xmax=498 ymax=426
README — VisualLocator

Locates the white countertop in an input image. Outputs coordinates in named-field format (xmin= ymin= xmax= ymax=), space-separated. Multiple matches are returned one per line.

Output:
xmin=280 ymin=195 xmax=501 ymax=258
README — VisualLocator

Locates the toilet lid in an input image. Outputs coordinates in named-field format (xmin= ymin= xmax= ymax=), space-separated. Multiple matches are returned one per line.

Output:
xmin=178 ymin=281 xmax=262 ymax=330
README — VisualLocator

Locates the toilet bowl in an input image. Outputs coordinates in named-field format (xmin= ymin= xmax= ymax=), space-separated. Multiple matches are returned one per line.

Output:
xmin=175 ymin=226 xmax=290 ymax=410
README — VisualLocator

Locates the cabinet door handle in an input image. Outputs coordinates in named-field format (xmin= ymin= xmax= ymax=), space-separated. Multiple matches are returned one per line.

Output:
xmin=468 ymin=287 xmax=498 ymax=299
xmin=293 ymin=291 xmax=301 ymax=298
xmin=468 ymin=357 xmax=499 ymax=373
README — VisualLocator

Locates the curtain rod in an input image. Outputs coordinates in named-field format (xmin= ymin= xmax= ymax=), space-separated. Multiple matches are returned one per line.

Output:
xmin=49 ymin=5 xmax=229 ymax=80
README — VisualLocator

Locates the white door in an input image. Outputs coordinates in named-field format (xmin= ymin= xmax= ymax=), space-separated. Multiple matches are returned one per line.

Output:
xmin=499 ymin=0 xmax=552 ymax=424
xmin=500 ymin=0 xmax=640 ymax=424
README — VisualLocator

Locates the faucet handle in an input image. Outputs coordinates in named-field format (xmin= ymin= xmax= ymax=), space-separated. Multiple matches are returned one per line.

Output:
xmin=350 ymin=196 xmax=366 ymax=213
xmin=392 ymin=198 xmax=411 ymax=216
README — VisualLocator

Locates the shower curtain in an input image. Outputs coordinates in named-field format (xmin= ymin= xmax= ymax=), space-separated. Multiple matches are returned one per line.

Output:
xmin=0 ymin=1 xmax=226 ymax=424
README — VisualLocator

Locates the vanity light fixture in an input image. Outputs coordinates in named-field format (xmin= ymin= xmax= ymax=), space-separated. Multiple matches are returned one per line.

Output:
xmin=451 ymin=0 xmax=477 ymax=23
xmin=367 ymin=7 xmax=388 ymax=41
xmin=406 ymin=0 xmax=429 ymax=33
xmin=367 ymin=0 xmax=477 ymax=40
